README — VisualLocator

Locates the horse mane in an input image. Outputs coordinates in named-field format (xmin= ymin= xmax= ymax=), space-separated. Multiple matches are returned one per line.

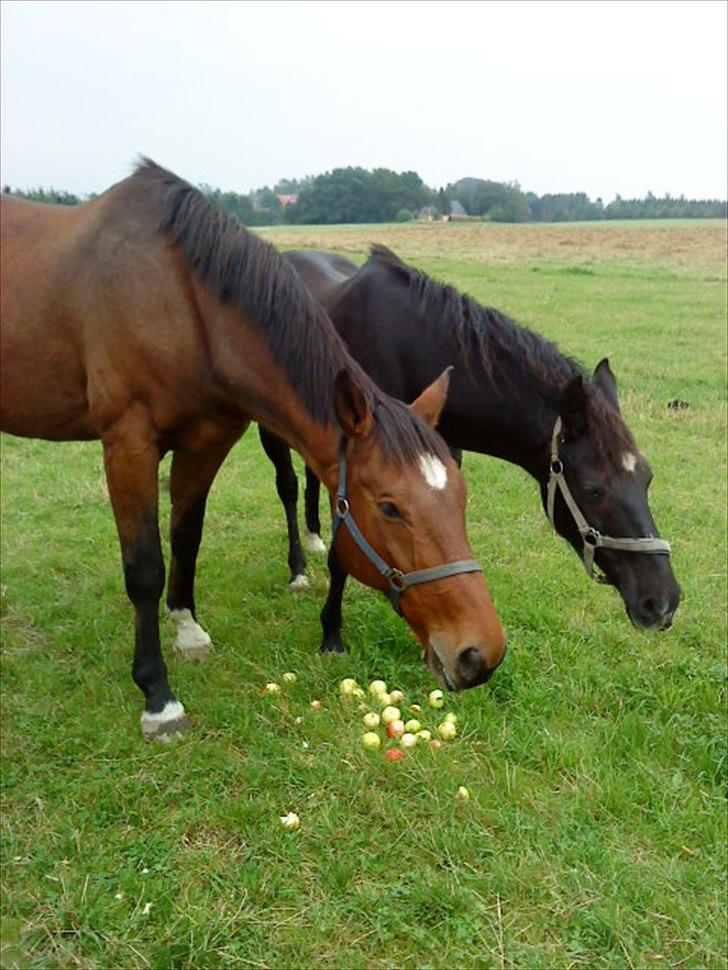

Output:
xmin=368 ymin=245 xmax=635 ymax=463
xmin=129 ymin=160 xmax=447 ymax=465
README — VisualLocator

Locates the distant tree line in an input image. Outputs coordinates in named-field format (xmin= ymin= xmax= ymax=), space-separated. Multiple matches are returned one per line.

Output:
xmin=2 ymin=185 xmax=81 ymax=206
xmin=4 ymin=173 xmax=726 ymax=224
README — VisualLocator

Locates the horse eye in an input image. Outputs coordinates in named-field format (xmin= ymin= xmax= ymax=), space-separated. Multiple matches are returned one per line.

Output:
xmin=379 ymin=501 xmax=401 ymax=520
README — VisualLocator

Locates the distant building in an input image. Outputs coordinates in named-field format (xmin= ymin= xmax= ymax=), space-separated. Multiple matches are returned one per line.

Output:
xmin=449 ymin=200 xmax=467 ymax=217
xmin=417 ymin=205 xmax=439 ymax=222
xmin=277 ymin=194 xmax=298 ymax=207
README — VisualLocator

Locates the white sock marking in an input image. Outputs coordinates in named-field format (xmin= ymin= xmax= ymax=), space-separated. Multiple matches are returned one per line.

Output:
xmin=168 ymin=608 xmax=211 ymax=655
xmin=140 ymin=700 xmax=186 ymax=728
xmin=419 ymin=453 xmax=448 ymax=490
xmin=622 ymin=452 xmax=637 ymax=473
xmin=303 ymin=531 xmax=327 ymax=554
xmin=289 ymin=574 xmax=310 ymax=591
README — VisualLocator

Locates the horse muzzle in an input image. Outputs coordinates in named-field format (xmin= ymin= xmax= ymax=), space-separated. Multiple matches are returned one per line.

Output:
xmin=427 ymin=638 xmax=507 ymax=691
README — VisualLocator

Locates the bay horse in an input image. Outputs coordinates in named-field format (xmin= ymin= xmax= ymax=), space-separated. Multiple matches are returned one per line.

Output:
xmin=260 ymin=245 xmax=680 ymax=648
xmin=0 ymin=165 xmax=506 ymax=739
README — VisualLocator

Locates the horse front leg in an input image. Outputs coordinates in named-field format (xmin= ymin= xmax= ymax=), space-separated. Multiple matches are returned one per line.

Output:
xmin=304 ymin=465 xmax=326 ymax=554
xmin=166 ymin=431 xmax=241 ymax=660
xmin=103 ymin=409 xmax=187 ymax=741
xmin=258 ymin=425 xmax=308 ymax=589
xmin=319 ymin=546 xmax=349 ymax=653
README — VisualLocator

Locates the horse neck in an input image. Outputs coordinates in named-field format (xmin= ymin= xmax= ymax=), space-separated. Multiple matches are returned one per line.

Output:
xmin=441 ymin=351 xmax=567 ymax=484
xmin=193 ymin=283 xmax=343 ymax=489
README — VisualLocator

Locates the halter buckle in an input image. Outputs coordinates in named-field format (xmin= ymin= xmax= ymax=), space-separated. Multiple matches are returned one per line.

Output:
xmin=388 ymin=569 xmax=406 ymax=591
xmin=336 ymin=497 xmax=350 ymax=517
xmin=583 ymin=527 xmax=600 ymax=547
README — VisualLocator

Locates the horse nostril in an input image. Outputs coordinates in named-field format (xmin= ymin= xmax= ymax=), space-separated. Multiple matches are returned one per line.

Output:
xmin=456 ymin=647 xmax=493 ymax=689
xmin=640 ymin=595 xmax=674 ymax=628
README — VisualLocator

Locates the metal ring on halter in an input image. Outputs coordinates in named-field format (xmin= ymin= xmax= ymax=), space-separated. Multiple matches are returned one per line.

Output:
xmin=583 ymin=528 xmax=600 ymax=547
xmin=388 ymin=569 xmax=406 ymax=591
xmin=336 ymin=497 xmax=349 ymax=517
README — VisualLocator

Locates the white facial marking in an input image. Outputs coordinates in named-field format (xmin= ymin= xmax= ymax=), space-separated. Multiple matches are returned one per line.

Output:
xmin=622 ymin=452 xmax=637 ymax=474
xmin=168 ymin=608 xmax=211 ymax=658
xmin=419 ymin=453 xmax=448 ymax=491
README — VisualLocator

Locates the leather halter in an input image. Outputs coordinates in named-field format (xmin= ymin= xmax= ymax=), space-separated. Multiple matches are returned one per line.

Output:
xmin=546 ymin=417 xmax=671 ymax=583
xmin=331 ymin=455 xmax=482 ymax=615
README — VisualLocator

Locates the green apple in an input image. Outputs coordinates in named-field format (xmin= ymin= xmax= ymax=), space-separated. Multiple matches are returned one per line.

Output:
xmin=361 ymin=732 xmax=381 ymax=751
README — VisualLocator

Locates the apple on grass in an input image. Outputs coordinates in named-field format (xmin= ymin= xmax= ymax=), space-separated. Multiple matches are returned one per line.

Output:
xmin=361 ymin=732 xmax=381 ymax=751
xmin=438 ymin=720 xmax=457 ymax=741
xmin=386 ymin=719 xmax=405 ymax=738
xmin=428 ymin=689 xmax=444 ymax=709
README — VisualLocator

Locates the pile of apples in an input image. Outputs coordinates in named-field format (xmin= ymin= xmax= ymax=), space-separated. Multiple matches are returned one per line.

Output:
xmin=337 ymin=678 xmax=459 ymax=761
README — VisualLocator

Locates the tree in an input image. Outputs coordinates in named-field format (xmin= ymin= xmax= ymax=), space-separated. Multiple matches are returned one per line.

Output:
xmin=446 ymin=177 xmax=530 ymax=222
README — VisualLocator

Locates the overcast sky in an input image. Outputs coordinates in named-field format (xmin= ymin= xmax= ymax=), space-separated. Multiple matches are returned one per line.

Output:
xmin=1 ymin=0 xmax=726 ymax=201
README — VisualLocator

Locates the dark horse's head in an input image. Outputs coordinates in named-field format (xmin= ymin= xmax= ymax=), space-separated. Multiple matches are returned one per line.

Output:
xmin=542 ymin=359 xmax=680 ymax=630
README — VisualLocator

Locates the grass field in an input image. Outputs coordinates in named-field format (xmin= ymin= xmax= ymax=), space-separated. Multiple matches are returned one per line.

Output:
xmin=1 ymin=219 xmax=726 ymax=969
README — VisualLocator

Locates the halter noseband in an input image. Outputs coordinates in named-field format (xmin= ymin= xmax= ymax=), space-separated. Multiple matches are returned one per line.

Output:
xmin=546 ymin=417 xmax=671 ymax=583
xmin=331 ymin=455 xmax=482 ymax=615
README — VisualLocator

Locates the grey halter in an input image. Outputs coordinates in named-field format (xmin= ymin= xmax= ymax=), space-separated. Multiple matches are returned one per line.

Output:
xmin=331 ymin=455 xmax=482 ymax=615
xmin=546 ymin=417 xmax=671 ymax=583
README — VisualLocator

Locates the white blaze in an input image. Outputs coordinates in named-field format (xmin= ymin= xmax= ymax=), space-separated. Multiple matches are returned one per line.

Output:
xmin=419 ymin=453 xmax=448 ymax=490
xmin=622 ymin=452 xmax=637 ymax=474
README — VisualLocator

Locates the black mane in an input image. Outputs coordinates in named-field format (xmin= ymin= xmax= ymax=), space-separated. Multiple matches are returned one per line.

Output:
xmin=368 ymin=245 xmax=635 ymax=462
xmin=132 ymin=161 xmax=447 ymax=464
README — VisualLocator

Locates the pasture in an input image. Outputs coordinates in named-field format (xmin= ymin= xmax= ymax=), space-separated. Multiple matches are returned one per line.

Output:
xmin=1 ymin=219 xmax=726 ymax=969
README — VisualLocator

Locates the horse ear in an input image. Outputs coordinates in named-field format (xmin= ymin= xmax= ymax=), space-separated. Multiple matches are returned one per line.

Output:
xmin=409 ymin=367 xmax=452 ymax=428
xmin=593 ymin=357 xmax=620 ymax=412
xmin=333 ymin=369 xmax=374 ymax=438
xmin=559 ymin=374 xmax=589 ymax=439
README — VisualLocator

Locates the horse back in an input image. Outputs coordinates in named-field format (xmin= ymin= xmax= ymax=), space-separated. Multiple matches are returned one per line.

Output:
xmin=284 ymin=249 xmax=358 ymax=315
xmin=1 ymin=186 xmax=214 ymax=441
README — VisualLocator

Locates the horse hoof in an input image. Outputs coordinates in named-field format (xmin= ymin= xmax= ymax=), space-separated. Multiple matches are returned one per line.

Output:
xmin=141 ymin=702 xmax=191 ymax=741
xmin=169 ymin=608 xmax=212 ymax=662
xmin=304 ymin=531 xmax=327 ymax=554
xmin=174 ymin=641 xmax=210 ymax=662
xmin=319 ymin=638 xmax=348 ymax=654
xmin=289 ymin=574 xmax=310 ymax=591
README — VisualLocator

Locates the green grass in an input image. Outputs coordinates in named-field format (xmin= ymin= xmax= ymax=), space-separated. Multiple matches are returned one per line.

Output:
xmin=2 ymin=222 xmax=726 ymax=968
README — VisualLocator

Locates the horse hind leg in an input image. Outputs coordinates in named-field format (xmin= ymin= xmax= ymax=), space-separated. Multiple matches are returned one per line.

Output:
xmin=103 ymin=409 xmax=189 ymax=741
xmin=304 ymin=465 xmax=326 ymax=554
xmin=166 ymin=432 xmax=240 ymax=661
xmin=258 ymin=426 xmax=308 ymax=589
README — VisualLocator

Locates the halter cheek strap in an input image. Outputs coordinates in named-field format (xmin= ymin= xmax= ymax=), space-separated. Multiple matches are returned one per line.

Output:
xmin=331 ymin=456 xmax=482 ymax=615
xmin=546 ymin=417 xmax=671 ymax=583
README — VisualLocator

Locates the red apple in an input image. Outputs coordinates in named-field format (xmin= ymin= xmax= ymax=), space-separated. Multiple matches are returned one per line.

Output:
xmin=386 ymin=719 xmax=405 ymax=738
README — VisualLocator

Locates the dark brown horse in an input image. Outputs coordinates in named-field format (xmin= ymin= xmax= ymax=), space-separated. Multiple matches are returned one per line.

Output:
xmin=260 ymin=245 xmax=680 ymax=649
xmin=0 ymin=164 xmax=505 ymax=739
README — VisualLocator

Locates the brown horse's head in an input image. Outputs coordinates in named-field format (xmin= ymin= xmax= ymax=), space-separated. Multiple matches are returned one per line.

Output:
xmin=330 ymin=367 xmax=506 ymax=690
